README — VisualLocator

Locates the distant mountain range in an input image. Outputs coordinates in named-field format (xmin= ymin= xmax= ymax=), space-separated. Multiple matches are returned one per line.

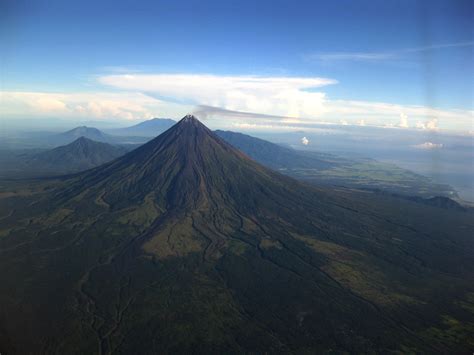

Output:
xmin=0 ymin=123 xmax=457 ymax=199
xmin=0 ymin=116 xmax=473 ymax=354
xmin=107 ymin=117 xmax=176 ymax=137
xmin=0 ymin=117 xmax=461 ymax=201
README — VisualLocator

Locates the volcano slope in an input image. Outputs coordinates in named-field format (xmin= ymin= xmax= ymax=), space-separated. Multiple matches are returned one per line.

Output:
xmin=0 ymin=115 xmax=473 ymax=354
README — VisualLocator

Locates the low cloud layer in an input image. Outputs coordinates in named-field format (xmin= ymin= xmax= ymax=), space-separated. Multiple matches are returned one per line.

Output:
xmin=98 ymin=73 xmax=473 ymax=130
xmin=2 ymin=73 xmax=472 ymax=132
xmin=0 ymin=91 xmax=188 ymax=120
xmin=99 ymin=74 xmax=336 ymax=119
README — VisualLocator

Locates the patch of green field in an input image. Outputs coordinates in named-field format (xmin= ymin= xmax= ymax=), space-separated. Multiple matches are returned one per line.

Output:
xmin=294 ymin=235 xmax=420 ymax=307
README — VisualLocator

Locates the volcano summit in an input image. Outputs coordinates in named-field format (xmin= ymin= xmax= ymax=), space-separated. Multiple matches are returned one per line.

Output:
xmin=0 ymin=115 xmax=473 ymax=354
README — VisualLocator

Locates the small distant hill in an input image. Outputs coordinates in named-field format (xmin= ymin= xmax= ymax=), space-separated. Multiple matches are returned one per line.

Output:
xmin=28 ymin=137 xmax=127 ymax=173
xmin=56 ymin=126 xmax=111 ymax=144
xmin=59 ymin=126 xmax=108 ymax=141
xmin=109 ymin=118 xmax=176 ymax=137
xmin=54 ymin=126 xmax=150 ymax=146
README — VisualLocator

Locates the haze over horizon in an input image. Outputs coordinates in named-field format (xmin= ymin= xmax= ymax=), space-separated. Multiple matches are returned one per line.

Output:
xmin=1 ymin=0 xmax=473 ymax=133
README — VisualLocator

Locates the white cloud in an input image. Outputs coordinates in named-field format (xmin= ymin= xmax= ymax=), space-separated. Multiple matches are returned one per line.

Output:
xmin=193 ymin=106 xmax=338 ymax=132
xmin=416 ymin=118 xmax=439 ymax=131
xmin=306 ymin=52 xmax=392 ymax=62
xmin=0 ymin=91 xmax=189 ymax=120
xmin=326 ymin=100 xmax=472 ymax=130
xmin=398 ymin=113 xmax=409 ymax=128
xmin=413 ymin=142 xmax=443 ymax=149
xmin=306 ymin=41 xmax=474 ymax=63
xmin=230 ymin=122 xmax=336 ymax=134
xmin=99 ymin=74 xmax=337 ymax=119
xmin=301 ymin=137 xmax=309 ymax=145
xmin=3 ymin=72 xmax=472 ymax=132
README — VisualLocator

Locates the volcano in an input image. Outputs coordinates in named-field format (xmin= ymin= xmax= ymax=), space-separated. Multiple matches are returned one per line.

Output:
xmin=29 ymin=137 xmax=127 ymax=173
xmin=0 ymin=115 xmax=473 ymax=354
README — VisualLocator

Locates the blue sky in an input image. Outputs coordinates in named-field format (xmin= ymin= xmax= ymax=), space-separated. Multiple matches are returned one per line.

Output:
xmin=1 ymin=0 xmax=473 ymax=131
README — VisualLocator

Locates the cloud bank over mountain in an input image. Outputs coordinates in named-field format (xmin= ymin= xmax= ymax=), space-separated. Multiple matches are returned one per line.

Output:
xmin=2 ymin=73 xmax=472 ymax=132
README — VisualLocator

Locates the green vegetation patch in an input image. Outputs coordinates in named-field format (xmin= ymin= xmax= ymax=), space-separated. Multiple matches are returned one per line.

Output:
xmin=142 ymin=216 xmax=205 ymax=259
xmin=260 ymin=238 xmax=283 ymax=250
xmin=117 ymin=193 xmax=162 ymax=228
xmin=420 ymin=315 xmax=474 ymax=349
xmin=295 ymin=234 xmax=419 ymax=306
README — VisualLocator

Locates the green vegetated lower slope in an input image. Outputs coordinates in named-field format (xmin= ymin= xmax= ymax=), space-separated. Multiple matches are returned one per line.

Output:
xmin=0 ymin=116 xmax=473 ymax=354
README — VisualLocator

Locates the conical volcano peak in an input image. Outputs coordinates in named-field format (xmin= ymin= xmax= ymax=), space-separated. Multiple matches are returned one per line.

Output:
xmin=182 ymin=114 xmax=198 ymax=121
xmin=57 ymin=110 xmax=266 ymax=208
xmin=169 ymin=114 xmax=214 ymax=139
xmin=178 ymin=114 xmax=204 ymax=126
xmin=74 ymin=136 xmax=90 ymax=143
